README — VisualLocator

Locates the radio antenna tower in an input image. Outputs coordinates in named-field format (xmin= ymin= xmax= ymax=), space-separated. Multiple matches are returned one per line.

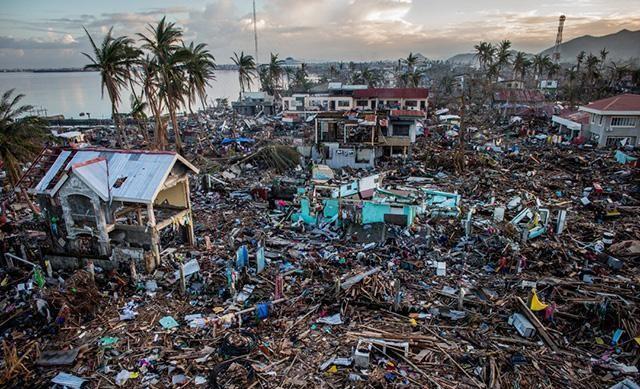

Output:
xmin=553 ymin=15 xmax=566 ymax=64
xmin=253 ymin=0 xmax=259 ymax=64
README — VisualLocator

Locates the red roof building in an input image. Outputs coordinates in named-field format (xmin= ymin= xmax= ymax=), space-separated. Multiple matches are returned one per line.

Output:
xmin=353 ymin=88 xmax=428 ymax=99
xmin=580 ymin=94 xmax=640 ymax=114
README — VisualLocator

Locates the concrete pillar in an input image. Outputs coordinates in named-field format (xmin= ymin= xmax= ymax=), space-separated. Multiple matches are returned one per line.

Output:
xmin=147 ymin=203 xmax=160 ymax=268
xmin=183 ymin=180 xmax=196 ymax=247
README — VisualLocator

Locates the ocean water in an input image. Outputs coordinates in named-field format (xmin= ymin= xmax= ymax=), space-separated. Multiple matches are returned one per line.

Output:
xmin=0 ymin=70 xmax=245 ymax=119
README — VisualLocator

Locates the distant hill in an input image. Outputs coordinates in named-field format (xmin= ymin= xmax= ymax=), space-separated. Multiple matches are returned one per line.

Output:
xmin=446 ymin=53 xmax=477 ymax=65
xmin=540 ymin=29 xmax=640 ymax=63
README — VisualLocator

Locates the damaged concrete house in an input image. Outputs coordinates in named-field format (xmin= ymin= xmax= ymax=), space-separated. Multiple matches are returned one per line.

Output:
xmin=297 ymin=109 xmax=425 ymax=169
xmin=25 ymin=147 xmax=199 ymax=271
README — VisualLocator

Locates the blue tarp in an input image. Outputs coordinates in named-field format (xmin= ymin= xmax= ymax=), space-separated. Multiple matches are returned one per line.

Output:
xmin=221 ymin=137 xmax=255 ymax=145
xmin=615 ymin=150 xmax=637 ymax=164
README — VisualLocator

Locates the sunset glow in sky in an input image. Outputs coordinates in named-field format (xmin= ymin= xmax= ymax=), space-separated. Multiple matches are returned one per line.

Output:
xmin=1 ymin=0 xmax=639 ymax=67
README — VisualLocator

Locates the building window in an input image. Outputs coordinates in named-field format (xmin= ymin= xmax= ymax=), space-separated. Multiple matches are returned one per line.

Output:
xmin=67 ymin=194 xmax=97 ymax=228
xmin=606 ymin=136 xmax=636 ymax=146
xmin=405 ymin=100 xmax=418 ymax=107
xmin=599 ymin=115 xmax=603 ymax=125
xmin=356 ymin=100 xmax=368 ymax=107
xmin=392 ymin=124 xmax=411 ymax=136
xmin=611 ymin=117 xmax=636 ymax=127
xmin=337 ymin=100 xmax=350 ymax=107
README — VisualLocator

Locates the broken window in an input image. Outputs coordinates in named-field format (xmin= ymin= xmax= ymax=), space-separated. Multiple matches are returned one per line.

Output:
xmin=393 ymin=124 xmax=411 ymax=136
xmin=67 ymin=194 xmax=97 ymax=228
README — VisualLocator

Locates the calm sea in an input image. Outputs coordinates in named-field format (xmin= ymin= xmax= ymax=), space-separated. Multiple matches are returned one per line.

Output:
xmin=0 ymin=70 xmax=244 ymax=119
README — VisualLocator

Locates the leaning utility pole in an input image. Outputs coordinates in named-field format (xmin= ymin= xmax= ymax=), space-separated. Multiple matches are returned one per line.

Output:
xmin=253 ymin=0 xmax=259 ymax=64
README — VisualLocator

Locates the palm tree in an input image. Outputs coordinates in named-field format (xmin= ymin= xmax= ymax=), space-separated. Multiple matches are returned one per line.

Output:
xmin=139 ymin=17 xmax=188 ymax=153
xmin=83 ymin=27 xmax=139 ymax=147
xmin=138 ymin=17 xmax=188 ymax=153
xmin=404 ymin=52 xmax=419 ymax=71
xmin=496 ymin=40 xmax=512 ymax=74
xmin=576 ymin=51 xmax=586 ymax=73
xmin=0 ymin=89 xmax=48 ymax=185
xmin=599 ymin=48 xmax=609 ymax=71
xmin=139 ymin=56 xmax=166 ymax=149
xmin=546 ymin=63 xmax=561 ymax=79
xmin=512 ymin=52 xmax=530 ymax=81
xmin=607 ymin=61 xmax=629 ymax=89
xmin=405 ymin=69 xmax=425 ymax=88
xmin=130 ymin=94 xmax=149 ymax=142
xmin=183 ymin=42 xmax=216 ymax=113
xmin=357 ymin=67 xmax=382 ymax=87
xmin=474 ymin=42 xmax=495 ymax=72
xmin=231 ymin=51 xmax=257 ymax=98
xmin=584 ymin=53 xmax=601 ymax=96
xmin=293 ymin=63 xmax=309 ymax=90
xmin=532 ymin=54 xmax=552 ymax=81
xmin=267 ymin=53 xmax=284 ymax=96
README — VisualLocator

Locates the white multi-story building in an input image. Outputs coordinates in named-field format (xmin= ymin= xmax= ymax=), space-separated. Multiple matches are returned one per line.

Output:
xmin=579 ymin=94 xmax=640 ymax=148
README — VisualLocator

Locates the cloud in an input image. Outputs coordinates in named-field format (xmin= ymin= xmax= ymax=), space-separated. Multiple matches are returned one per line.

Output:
xmin=0 ymin=34 xmax=79 ymax=50
xmin=1 ymin=0 xmax=639 ymax=68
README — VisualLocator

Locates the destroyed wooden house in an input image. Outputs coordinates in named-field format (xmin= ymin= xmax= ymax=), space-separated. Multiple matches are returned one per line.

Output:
xmin=232 ymin=91 xmax=276 ymax=117
xmin=493 ymin=89 xmax=545 ymax=115
xmin=23 ymin=147 xmax=199 ymax=271
xmin=298 ymin=109 xmax=425 ymax=169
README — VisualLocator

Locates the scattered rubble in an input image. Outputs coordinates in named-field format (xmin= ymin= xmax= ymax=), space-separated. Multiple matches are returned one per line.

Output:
xmin=1 ymin=102 xmax=639 ymax=388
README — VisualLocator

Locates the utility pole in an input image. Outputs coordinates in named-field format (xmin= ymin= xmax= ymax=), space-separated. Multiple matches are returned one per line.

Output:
xmin=253 ymin=0 xmax=259 ymax=64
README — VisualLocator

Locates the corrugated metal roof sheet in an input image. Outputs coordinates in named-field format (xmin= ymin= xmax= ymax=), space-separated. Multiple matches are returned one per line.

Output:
xmin=35 ymin=150 xmax=71 ymax=193
xmin=36 ymin=149 xmax=197 ymax=204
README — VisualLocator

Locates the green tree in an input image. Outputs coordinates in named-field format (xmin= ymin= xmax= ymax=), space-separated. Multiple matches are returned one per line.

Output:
xmin=183 ymin=42 xmax=216 ymax=113
xmin=496 ymin=40 xmax=512 ymax=74
xmin=512 ymin=51 xmax=531 ymax=81
xmin=139 ymin=17 xmax=189 ymax=153
xmin=404 ymin=52 xmax=419 ymax=71
xmin=231 ymin=51 xmax=257 ymax=98
xmin=0 ymin=89 xmax=49 ymax=185
xmin=83 ymin=27 xmax=140 ymax=147
xmin=267 ymin=53 xmax=285 ymax=97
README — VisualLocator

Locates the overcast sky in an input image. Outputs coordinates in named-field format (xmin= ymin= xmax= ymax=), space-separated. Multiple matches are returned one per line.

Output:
xmin=1 ymin=0 xmax=639 ymax=68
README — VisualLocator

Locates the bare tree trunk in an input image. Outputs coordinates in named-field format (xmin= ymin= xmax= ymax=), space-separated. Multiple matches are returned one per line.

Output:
xmin=168 ymin=99 xmax=183 ymax=154
xmin=112 ymin=102 xmax=126 ymax=148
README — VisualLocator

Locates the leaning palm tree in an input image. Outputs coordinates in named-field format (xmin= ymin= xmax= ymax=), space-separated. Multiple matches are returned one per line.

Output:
xmin=231 ymin=51 xmax=257 ymax=99
xmin=183 ymin=42 xmax=216 ymax=113
xmin=83 ymin=27 xmax=139 ymax=147
xmin=139 ymin=17 xmax=187 ymax=153
xmin=0 ymin=89 xmax=48 ymax=186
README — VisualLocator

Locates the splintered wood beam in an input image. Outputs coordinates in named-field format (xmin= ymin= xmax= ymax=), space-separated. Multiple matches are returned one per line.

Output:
xmin=516 ymin=296 xmax=559 ymax=352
